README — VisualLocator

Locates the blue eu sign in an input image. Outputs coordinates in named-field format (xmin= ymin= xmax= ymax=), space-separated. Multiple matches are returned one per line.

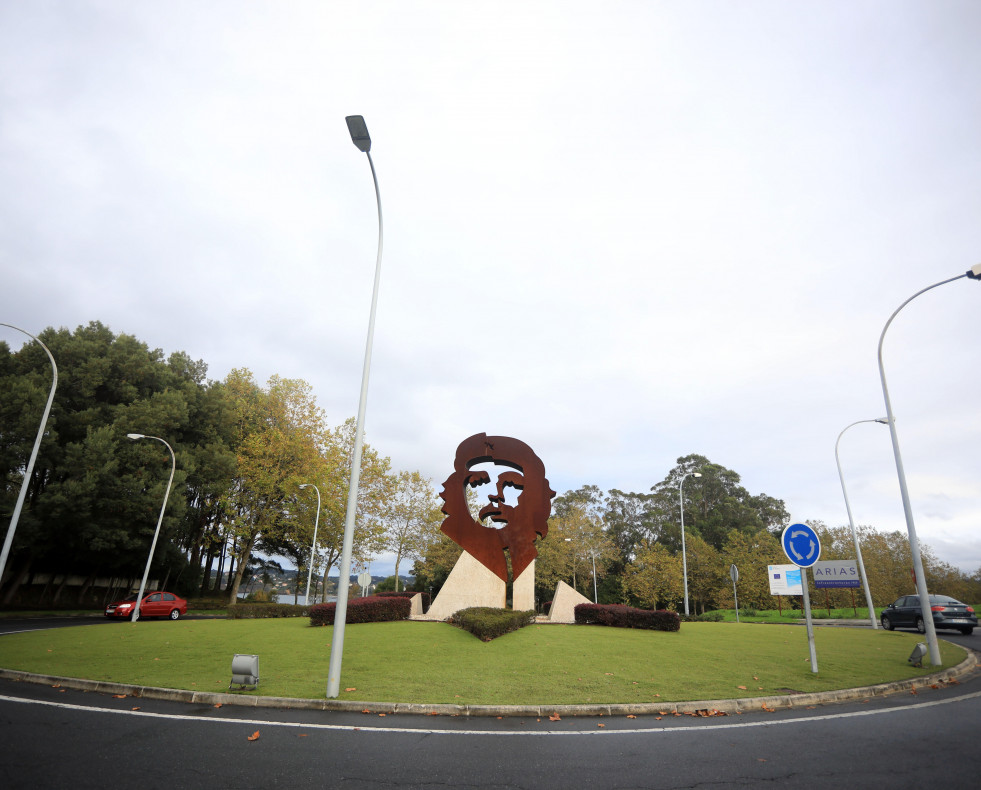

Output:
xmin=781 ymin=523 xmax=821 ymax=568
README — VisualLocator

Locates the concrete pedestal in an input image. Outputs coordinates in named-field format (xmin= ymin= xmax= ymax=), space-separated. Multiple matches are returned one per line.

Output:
xmin=421 ymin=551 xmax=506 ymax=621
xmin=547 ymin=580 xmax=592 ymax=623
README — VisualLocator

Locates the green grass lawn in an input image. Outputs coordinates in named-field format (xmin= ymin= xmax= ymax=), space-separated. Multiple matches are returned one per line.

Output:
xmin=0 ymin=619 xmax=966 ymax=705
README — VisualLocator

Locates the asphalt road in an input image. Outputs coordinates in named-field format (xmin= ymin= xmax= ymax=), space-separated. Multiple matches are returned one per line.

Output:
xmin=1 ymin=618 xmax=979 ymax=789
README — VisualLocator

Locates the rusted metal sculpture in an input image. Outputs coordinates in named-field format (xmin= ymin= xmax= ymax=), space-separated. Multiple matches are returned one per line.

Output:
xmin=439 ymin=433 xmax=555 ymax=583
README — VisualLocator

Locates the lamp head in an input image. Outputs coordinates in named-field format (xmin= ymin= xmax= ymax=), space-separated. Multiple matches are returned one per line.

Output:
xmin=692 ymin=472 xmax=703 ymax=478
xmin=126 ymin=433 xmax=145 ymax=440
xmin=299 ymin=484 xmax=309 ymax=489
xmin=345 ymin=115 xmax=371 ymax=152
xmin=874 ymin=418 xmax=889 ymax=425
xmin=967 ymin=263 xmax=981 ymax=280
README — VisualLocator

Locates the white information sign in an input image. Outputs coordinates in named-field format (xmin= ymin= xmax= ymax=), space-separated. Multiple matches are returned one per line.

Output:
xmin=768 ymin=564 xmax=803 ymax=596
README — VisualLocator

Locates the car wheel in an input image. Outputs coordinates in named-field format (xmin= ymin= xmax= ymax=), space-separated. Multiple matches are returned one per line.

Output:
xmin=960 ymin=627 xmax=973 ymax=636
xmin=169 ymin=609 xmax=180 ymax=621
xmin=915 ymin=617 xmax=926 ymax=634
xmin=881 ymin=615 xmax=893 ymax=631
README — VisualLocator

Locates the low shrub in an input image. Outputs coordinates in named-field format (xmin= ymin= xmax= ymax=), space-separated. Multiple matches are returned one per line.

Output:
xmin=185 ymin=598 xmax=230 ymax=611
xmin=309 ymin=595 xmax=411 ymax=626
xmin=574 ymin=603 xmax=681 ymax=632
xmin=453 ymin=607 xmax=536 ymax=641
xmin=376 ymin=590 xmax=431 ymax=612
xmin=226 ymin=603 xmax=310 ymax=619
xmin=696 ymin=611 xmax=725 ymax=622
xmin=739 ymin=607 xmax=759 ymax=618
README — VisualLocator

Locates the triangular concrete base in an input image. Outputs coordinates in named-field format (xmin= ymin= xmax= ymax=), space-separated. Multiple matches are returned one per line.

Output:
xmin=547 ymin=580 xmax=592 ymax=623
xmin=419 ymin=551 xmax=505 ymax=621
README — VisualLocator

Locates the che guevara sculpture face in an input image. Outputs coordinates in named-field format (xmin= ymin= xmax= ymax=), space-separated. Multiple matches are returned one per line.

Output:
xmin=439 ymin=433 xmax=555 ymax=583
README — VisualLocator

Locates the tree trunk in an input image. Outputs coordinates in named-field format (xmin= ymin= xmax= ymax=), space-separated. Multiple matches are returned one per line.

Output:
xmin=77 ymin=571 xmax=97 ymax=605
xmin=226 ymin=536 xmax=256 ymax=604
xmin=51 ymin=574 xmax=70 ymax=605
xmin=1 ymin=557 xmax=32 ymax=605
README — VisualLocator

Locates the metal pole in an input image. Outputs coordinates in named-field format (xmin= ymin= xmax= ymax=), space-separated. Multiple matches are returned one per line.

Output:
xmin=126 ymin=434 xmax=176 ymax=622
xmin=328 ymin=118 xmax=383 ymax=698
xmin=678 ymin=472 xmax=700 ymax=616
xmin=835 ymin=419 xmax=887 ymax=629
xmin=0 ymin=324 xmax=58 ymax=591
xmin=300 ymin=484 xmax=321 ymax=605
xmin=877 ymin=270 xmax=976 ymax=666
xmin=801 ymin=568 xmax=818 ymax=673
xmin=591 ymin=551 xmax=598 ymax=603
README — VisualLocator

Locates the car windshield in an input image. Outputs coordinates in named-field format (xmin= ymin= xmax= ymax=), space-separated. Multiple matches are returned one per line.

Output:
xmin=929 ymin=595 xmax=961 ymax=605
xmin=120 ymin=594 xmax=138 ymax=603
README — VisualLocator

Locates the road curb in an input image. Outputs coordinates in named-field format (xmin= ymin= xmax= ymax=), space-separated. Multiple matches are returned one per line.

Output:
xmin=2 ymin=649 xmax=976 ymax=717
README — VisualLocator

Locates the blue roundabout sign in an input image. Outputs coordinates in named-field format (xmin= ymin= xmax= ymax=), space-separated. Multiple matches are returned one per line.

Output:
xmin=781 ymin=523 xmax=821 ymax=568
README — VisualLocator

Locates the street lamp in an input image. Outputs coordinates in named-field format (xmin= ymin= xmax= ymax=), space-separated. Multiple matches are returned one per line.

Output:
xmin=835 ymin=418 xmax=888 ymax=629
xmin=125 ymin=433 xmax=176 ymax=622
xmin=0 ymin=324 xmax=57 ymax=591
xmin=679 ymin=471 xmax=702 ymax=616
xmin=878 ymin=264 xmax=980 ymax=666
xmin=564 ymin=537 xmax=599 ymax=602
xmin=298 ymin=483 xmax=321 ymax=605
xmin=327 ymin=115 xmax=384 ymax=699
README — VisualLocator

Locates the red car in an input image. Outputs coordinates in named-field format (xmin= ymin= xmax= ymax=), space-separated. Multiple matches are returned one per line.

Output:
xmin=105 ymin=591 xmax=188 ymax=620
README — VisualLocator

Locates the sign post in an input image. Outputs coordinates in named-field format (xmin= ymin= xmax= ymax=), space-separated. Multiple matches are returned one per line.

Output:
xmin=357 ymin=571 xmax=372 ymax=597
xmin=781 ymin=523 xmax=822 ymax=674
xmin=730 ymin=564 xmax=739 ymax=623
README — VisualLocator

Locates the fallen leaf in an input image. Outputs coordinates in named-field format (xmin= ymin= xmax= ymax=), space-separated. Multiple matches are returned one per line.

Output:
xmin=597 ymin=723 xmax=605 ymax=728
xmin=214 ymin=703 xmax=222 ymax=709
xmin=626 ymin=714 xmax=637 ymax=719
xmin=298 ymin=734 xmax=308 ymax=737
xmin=910 ymin=688 xmax=918 ymax=695
xmin=497 ymin=717 xmax=503 ymax=720
xmin=757 ymin=758 xmax=767 ymax=763
xmin=653 ymin=694 xmax=660 ymax=697
xmin=113 ymin=694 xmax=127 ymax=699
xmin=604 ymin=672 xmax=614 ymax=676
xmin=655 ymin=716 xmax=662 ymax=720
xmin=549 ymin=713 xmax=561 ymax=721
xmin=345 ymin=687 xmax=356 ymax=692
xmin=153 ymin=658 xmax=160 ymax=661
xmin=57 ymin=689 xmax=65 ymax=693
xmin=736 ymin=686 xmax=747 ymax=690
xmin=247 ymin=731 xmax=260 ymax=741
xmin=753 ymin=676 xmax=759 ymax=681
xmin=51 ymin=684 xmax=60 ymax=688
xmin=362 ymin=709 xmax=371 ymax=714
xmin=378 ymin=713 xmax=386 ymax=717
xmin=131 ymin=707 xmax=140 ymax=711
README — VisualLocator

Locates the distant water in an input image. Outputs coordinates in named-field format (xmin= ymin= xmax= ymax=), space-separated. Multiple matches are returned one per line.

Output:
xmin=275 ymin=594 xmax=336 ymax=605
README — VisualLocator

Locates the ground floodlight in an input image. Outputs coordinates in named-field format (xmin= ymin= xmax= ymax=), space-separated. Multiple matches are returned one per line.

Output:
xmin=908 ymin=642 xmax=928 ymax=668
xmin=231 ymin=654 xmax=260 ymax=689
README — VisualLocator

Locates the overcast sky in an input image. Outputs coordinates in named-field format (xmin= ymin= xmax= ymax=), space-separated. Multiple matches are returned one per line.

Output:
xmin=2 ymin=1 xmax=979 ymax=579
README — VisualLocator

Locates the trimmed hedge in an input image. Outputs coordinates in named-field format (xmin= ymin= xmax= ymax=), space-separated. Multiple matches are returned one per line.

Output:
xmin=574 ymin=603 xmax=681 ymax=632
xmin=453 ymin=607 xmax=536 ymax=641
xmin=309 ymin=595 xmax=411 ymax=626
xmin=376 ymin=590 xmax=431 ymax=612
xmin=226 ymin=603 xmax=311 ymax=619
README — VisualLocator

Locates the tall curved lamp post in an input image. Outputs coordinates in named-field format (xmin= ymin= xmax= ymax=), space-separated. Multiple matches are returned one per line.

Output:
xmin=835 ymin=418 xmax=888 ymax=629
xmin=878 ymin=264 xmax=980 ymax=665
xmin=679 ymin=471 xmax=702 ymax=616
xmin=126 ymin=433 xmax=176 ymax=622
xmin=328 ymin=115 xmax=384 ymax=699
xmin=298 ymin=483 xmax=321 ymax=605
xmin=0 ymin=324 xmax=58 ymax=590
